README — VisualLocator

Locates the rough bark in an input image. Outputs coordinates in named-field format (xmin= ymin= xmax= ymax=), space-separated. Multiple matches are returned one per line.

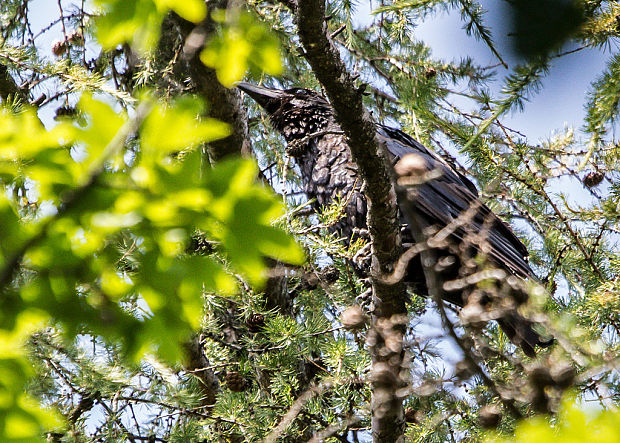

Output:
xmin=166 ymin=5 xmax=293 ymax=315
xmin=182 ymin=335 xmax=219 ymax=408
xmin=163 ymin=2 xmax=326 ymax=414
xmin=159 ymin=2 xmax=295 ymax=412
xmin=0 ymin=63 xmax=28 ymax=103
xmin=294 ymin=1 xmax=408 ymax=440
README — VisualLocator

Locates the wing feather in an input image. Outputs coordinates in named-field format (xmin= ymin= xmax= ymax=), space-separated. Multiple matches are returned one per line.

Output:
xmin=377 ymin=124 xmax=534 ymax=278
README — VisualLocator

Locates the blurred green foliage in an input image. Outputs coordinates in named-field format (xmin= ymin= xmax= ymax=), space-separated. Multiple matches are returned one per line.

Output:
xmin=485 ymin=396 xmax=620 ymax=442
xmin=0 ymin=92 xmax=302 ymax=440
xmin=95 ymin=0 xmax=207 ymax=52
xmin=200 ymin=10 xmax=283 ymax=87
xmin=0 ymin=0 xmax=298 ymax=438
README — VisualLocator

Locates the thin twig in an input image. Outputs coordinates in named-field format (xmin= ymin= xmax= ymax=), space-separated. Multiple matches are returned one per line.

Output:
xmin=263 ymin=380 xmax=334 ymax=443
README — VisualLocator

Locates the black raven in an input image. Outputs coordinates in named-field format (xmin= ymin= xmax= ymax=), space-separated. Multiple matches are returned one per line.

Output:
xmin=238 ymin=82 xmax=552 ymax=356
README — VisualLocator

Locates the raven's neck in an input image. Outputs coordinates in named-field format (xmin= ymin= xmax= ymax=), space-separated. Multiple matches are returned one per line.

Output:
xmin=271 ymin=100 xmax=333 ymax=144
xmin=277 ymin=113 xmax=366 ymax=240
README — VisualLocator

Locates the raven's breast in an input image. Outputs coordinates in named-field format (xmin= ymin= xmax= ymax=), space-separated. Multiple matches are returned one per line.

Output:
xmin=297 ymin=133 xmax=367 ymax=241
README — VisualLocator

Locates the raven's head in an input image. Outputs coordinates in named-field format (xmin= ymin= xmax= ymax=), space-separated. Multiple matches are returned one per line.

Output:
xmin=237 ymin=83 xmax=333 ymax=143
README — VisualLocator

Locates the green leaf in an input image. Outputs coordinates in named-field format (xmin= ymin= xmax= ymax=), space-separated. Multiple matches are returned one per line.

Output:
xmin=95 ymin=0 xmax=206 ymax=53
xmin=200 ymin=12 xmax=282 ymax=87
xmin=0 ymin=88 xmax=304 ymax=439
xmin=95 ymin=0 xmax=162 ymax=52
xmin=154 ymin=0 xmax=206 ymax=22
xmin=141 ymin=97 xmax=230 ymax=157
xmin=0 ymin=197 xmax=28 ymax=268
xmin=0 ymin=310 xmax=61 ymax=443
xmin=485 ymin=395 xmax=620 ymax=442
xmin=203 ymin=158 xmax=304 ymax=285
xmin=0 ymin=108 xmax=72 ymax=160
xmin=74 ymin=94 xmax=126 ymax=174
xmin=0 ymin=107 xmax=75 ymax=201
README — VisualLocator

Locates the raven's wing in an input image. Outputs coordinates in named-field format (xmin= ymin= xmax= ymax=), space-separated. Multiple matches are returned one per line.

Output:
xmin=376 ymin=124 xmax=534 ymax=279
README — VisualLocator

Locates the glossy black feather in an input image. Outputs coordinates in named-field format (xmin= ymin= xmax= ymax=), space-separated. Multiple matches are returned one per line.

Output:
xmin=376 ymin=124 xmax=533 ymax=279
xmin=238 ymin=83 xmax=552 ymax=355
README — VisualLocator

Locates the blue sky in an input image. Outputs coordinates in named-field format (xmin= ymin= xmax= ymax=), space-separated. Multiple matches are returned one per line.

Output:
xmin=357 ymin=0 xmax=611 ymax=141
xmin=416 ymin=1 xmax=609 ymax=140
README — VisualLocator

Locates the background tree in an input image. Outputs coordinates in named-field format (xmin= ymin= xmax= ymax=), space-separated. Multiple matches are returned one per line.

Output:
xmin=0 ymin=0 xmax=618 ymax=442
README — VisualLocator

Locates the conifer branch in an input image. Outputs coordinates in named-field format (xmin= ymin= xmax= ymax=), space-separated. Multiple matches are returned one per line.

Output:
xmin=394 ymin=178 xmax=525 ymax=420
xmin=6 ymin=1 xmax=620 ymax=441
xmin=458 ymin=0 xmax=508 ymax=69
xmin=0 ymin=47 xmax=134 ymax=104
xmin=294 ymin=0 xmax=406 ymax=310
xmin=264 ymin=380 xmax=334 ymax=443
xmin=495 ymin=123 xmax=605 ymax=280
xmin=462 ymin=60 xmax=548 ymax=151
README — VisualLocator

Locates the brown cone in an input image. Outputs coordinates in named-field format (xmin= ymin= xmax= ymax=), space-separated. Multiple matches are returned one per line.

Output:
xmin=340 ymin=305 xmax=367 ymax=330
xmin=224 ymin=371 xmax=246 ymax=392
xmin=478 ymin=405 xmax=502 ymax=429
xmin=583 ymin=171 xmax=604 ymax=188
xmin=246 ymin=313 xmax=265 ymax=333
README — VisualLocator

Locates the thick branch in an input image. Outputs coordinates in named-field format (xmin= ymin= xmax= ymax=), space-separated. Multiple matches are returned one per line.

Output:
xmin=295 ymin=1 xmax=407 ymax=441
xmin=0 ymin=63 xmax=28 ymax=103
xmin=183 ymin=334 xmax=219 ymax=408
xmin=296 ymin=0 xmax=404 ymax=319
xmin=166 ymin=6 xmax=295 ymax=312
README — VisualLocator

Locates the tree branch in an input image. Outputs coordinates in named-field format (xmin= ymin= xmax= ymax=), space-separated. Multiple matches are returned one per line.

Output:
xmin=294 ymin=0 xmax=408 ymax=441
xmin=0 ymin=63 xmax=29 ymax=103
xmin=394 ymin=166 xmax=525 ymax=420
xmin=263 ymin=380 xmax=334 ymax=443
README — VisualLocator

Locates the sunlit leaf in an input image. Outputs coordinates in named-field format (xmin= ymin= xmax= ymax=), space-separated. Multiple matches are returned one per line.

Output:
xmin=141 ymin=97 xmax=230 ymax=156
xmin=200 ymin=11 xmax=282 ymax=87
xmin=485 ymin=395 xmax=620 ymax=442
xmin=202 ymin=158 xmax=304 ymax=285
xmin=154 ymin=0 xmax=206 ymax=22
xmin=0 ymin=84 xmax=303 ymax=440
xmin=95 ymin=0 xmax=206 ymax=53
xmin=95 ymin=0 xmax=163 ymax=52
xmin=0 ymin=197 xmax=28 ymax=266
xmin=75 ymin=94 xmax=126 ymax=174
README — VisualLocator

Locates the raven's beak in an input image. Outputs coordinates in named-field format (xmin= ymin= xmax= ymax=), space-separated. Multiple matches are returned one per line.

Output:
xmin=237 ymin=82 xmax=283 ymax=109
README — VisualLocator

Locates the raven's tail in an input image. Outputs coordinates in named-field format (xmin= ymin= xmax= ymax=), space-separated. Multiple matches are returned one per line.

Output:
xmin=497 ymin=314 xmax=554 ymax=357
